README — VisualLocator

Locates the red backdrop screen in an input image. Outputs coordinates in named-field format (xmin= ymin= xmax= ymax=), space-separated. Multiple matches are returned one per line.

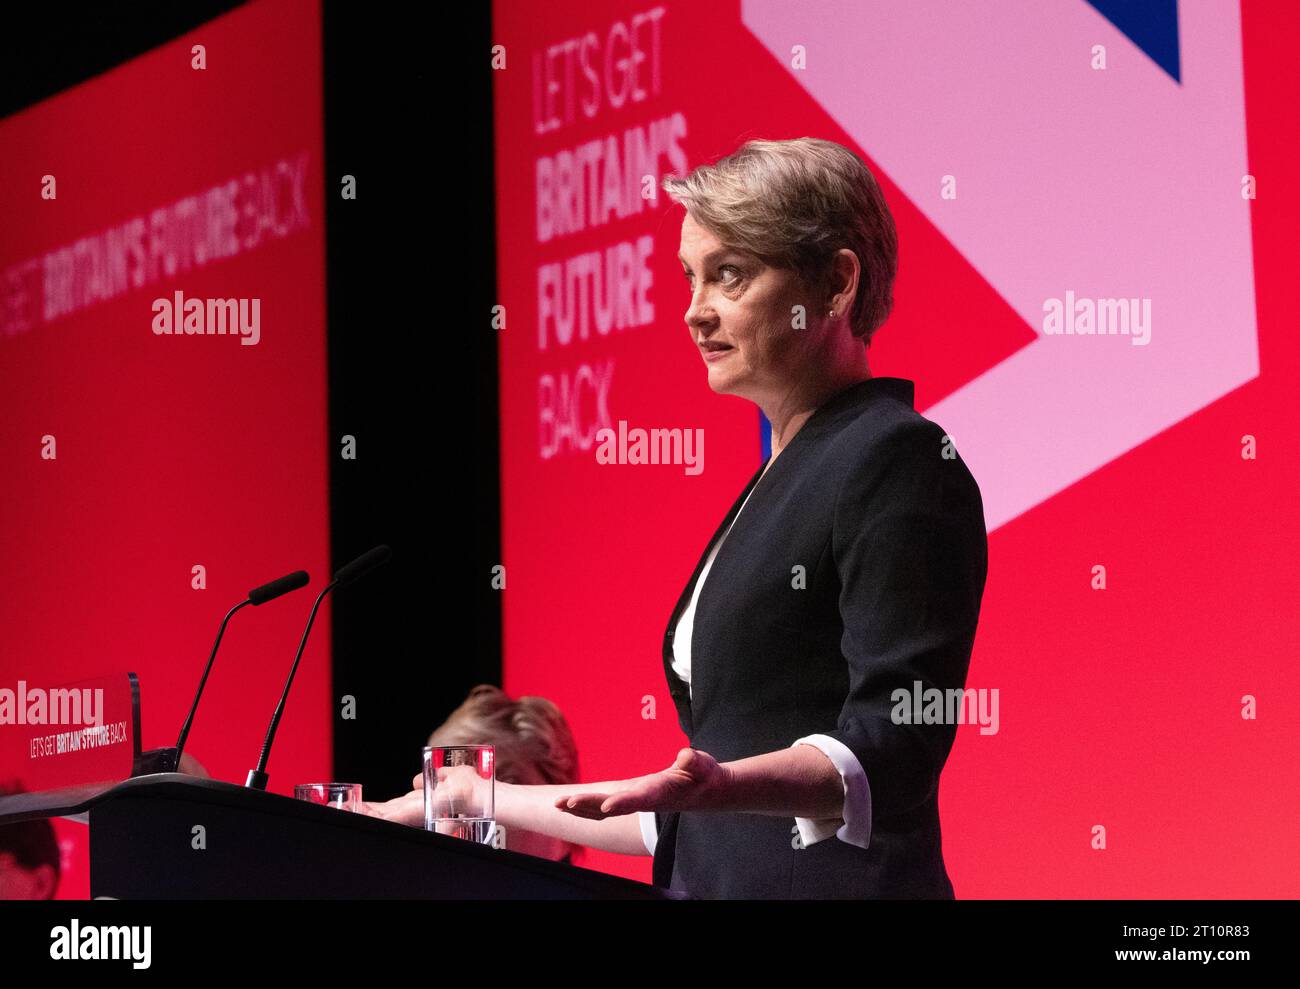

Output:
xmin=0 ymin=0 xmax=331 ymax=898
xmin=492 ymin=0 xmax=1300 ymax=895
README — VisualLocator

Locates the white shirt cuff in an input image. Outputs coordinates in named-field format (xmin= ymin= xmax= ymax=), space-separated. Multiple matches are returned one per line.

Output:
xmin=638 ymin=810 xmax=658 ymax=855
xmin=790 ymin=734 xmax=872 ymax=850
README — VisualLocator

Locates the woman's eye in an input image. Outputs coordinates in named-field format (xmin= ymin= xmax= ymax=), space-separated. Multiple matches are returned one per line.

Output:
xmin=719 ymin=266 xmax=742 ymax=285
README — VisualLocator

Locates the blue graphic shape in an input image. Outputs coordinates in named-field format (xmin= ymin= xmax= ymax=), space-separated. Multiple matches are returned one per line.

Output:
xmin=1086 ymin=0 xmax=1181 ymax=83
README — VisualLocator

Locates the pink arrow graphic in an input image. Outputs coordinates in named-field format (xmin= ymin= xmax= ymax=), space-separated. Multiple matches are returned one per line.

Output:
xmin=743 ymin=0 xmax=1259 ymax=530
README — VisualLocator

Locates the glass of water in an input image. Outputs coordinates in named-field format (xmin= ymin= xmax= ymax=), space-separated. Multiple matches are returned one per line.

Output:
xmin=294 ymin=783 xmax=362 ymax=811
xmin=423 ymin=745 xmax=494 ymax=843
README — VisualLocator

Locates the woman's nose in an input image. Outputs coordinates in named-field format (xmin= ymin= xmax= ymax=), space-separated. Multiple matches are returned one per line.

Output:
xmin=685 ymin=287 xmax=714 ymax=328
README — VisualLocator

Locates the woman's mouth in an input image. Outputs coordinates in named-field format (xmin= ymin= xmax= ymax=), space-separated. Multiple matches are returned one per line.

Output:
xmin=700 ymin=343 xmax=734 ymax=363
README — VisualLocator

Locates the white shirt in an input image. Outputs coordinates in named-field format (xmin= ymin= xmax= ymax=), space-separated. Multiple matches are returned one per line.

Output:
xmin=639 ymin=463 xmax=873 ymax=856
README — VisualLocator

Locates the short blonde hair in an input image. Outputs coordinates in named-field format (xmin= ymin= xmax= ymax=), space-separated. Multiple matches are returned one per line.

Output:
xmin=662 ymin=137 xmax=898 ymax=344
xmin=430 ymin=686 xmax=582 ymax=860
xmin=429 ymin=684 xmax=580 ymax=788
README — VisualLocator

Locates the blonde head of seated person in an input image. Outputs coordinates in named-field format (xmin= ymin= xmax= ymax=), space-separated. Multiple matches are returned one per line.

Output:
xmin=429 ymin=685 xmax=581 ymax=863
xmin=177 ymin=751 xmax=209 ymax=778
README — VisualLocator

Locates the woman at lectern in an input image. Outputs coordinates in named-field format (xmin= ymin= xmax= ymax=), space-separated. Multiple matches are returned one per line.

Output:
xmin=371 ymin=137 xmax=988 ymax=898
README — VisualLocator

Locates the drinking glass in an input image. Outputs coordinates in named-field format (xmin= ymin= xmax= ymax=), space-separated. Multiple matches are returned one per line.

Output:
xmin=294 ymin=782 xmax=362 ymax=811
xmin=423 ymin=745 xmax=494 ymax=843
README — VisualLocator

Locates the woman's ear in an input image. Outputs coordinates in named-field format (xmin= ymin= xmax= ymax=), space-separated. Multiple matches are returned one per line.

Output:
xmin=826 ymin=248 xmax=861 ymax=320
xmin=34 ymin=863 xmax=58 ymax=899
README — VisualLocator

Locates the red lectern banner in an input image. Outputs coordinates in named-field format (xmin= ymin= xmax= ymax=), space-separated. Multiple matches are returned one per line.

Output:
xmin=0 ymin=673 xmax=140 ymax=793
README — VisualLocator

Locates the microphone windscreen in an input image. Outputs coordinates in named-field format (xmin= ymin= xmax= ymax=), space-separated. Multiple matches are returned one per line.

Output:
xmin=333 ymin=545 xmax=391 ymax=587
xmin=248 ymin=570 xmax=310 ymax=606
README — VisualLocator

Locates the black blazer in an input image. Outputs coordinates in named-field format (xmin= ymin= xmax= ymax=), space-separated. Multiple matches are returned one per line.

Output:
xmin=650 ymin=376 xmax=988 ymax=898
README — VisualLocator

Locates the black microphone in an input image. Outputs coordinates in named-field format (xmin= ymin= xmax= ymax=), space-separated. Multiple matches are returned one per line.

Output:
xmin=248 ymin=570 xmax=310 ymax=605
xmin=245 ymin=546 xmax=391 ymax=789
xmin=333 ymin=544 xmax=392 ymax=587
xmin=168 ymin=570 xmax=310 ymax=773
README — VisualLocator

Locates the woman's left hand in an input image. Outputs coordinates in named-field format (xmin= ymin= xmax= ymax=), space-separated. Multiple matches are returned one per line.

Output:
xmin=554 ymin=748 xmax=732 ymax=819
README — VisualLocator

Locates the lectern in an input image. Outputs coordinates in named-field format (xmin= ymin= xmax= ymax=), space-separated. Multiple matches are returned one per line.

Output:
xmin=0 ymin=774 xmax=680 ymax=899
xmin=0 ymin=673 xmax=678 ymax=899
